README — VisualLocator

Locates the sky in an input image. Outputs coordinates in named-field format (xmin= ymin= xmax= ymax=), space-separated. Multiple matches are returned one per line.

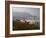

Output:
xmin=12 ymin=7 xmax=40 ymax=17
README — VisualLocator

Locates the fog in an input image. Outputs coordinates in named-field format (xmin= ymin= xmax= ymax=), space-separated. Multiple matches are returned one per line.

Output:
xmin=12 ymin=7 xmax=40 ymax=17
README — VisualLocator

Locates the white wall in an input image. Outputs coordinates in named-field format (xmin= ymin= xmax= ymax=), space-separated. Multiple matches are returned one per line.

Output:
xmin=0 ymin=0 xmax=46 ymax=38
xmin=0 ymin=0 xmax=5 ymax=38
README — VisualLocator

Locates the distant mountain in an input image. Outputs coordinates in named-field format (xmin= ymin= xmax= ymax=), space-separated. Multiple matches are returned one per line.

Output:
xmin=13 ymin=12 xmax=33 ymax=17
xmin=13 ymin=12 xmax=39 ymax=20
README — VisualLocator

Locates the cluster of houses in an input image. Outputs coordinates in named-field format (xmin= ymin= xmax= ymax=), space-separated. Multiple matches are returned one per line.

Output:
xmin=20 ymin=16 xmax=36 ymax=24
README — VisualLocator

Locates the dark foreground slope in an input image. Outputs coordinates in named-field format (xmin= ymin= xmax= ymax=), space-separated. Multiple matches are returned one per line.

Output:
xmin=13 ymin=20 xmax=40 ymax=31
